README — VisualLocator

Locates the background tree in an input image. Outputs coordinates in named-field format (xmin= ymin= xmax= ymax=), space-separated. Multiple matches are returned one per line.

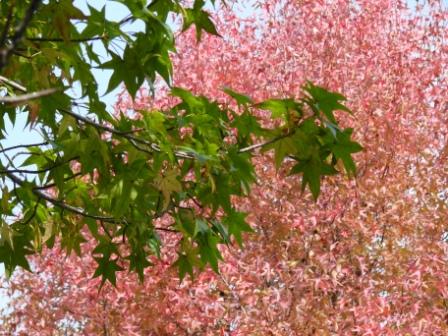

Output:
xmin=3 ymin=0 xmax=448 ymax=335
xmin=0 ymin=0 xmax=358 ymax=287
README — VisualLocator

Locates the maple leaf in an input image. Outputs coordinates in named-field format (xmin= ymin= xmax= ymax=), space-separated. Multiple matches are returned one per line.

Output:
xmin=154 ymin=169 xmax=182 ymax=210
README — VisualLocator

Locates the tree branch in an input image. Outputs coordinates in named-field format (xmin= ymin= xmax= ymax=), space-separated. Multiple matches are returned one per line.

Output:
xmin=0 ymin=4 xmax=14 ymax=48
xmin=154 ymin=226 xmax=177 ymax=233
xmin=0 ymin=87 xmax=59 ymax=104
xmin=0 ymin=75 xmax=27 ymax=92
xmin=0 ymin=141 xmax=48 ymax=154
xmin=21 ymin=199 xmax=41 ymax=226
xmin=238 ymin=133 xmax=291 ymax=153
xmin=0 ymin=156 xmax=77 ymax=175
xmin=0 ymin=0 xmax=41 ymax=71
xmin=33 ymin=172 xmax=83 ymax=190
xmin=27 ymin=36 xmax=104 ymax=43
xmin=62 ymin=107 xmax=296 ymax=160
xmin=60 ymin=108 xmax=194 ymax=159
xmin=6 ymin=171 xmax=178 ymax=234
xmin=6 ymin=170 xmax=122 ymax=224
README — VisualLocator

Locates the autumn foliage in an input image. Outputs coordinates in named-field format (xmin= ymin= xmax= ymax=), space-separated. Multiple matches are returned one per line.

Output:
xmin=3 ymin=0 xmax=448 ymax=335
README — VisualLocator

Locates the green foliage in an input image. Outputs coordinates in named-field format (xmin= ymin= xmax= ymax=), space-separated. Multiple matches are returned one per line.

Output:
xmin=0 ymin=0 xmax=361 ymax=286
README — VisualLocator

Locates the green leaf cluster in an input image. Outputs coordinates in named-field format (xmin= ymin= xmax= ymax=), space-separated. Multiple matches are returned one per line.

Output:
xmin=0 ymin=1 xmax=362 ymax=286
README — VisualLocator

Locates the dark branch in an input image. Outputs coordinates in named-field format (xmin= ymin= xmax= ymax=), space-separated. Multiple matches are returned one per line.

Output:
xmin=154 ymin=227 xmax=177 ymax=233
xmin=21 ymin=199 xmax=41 ymax=226
xmin=60 ymin=108 xmax=194 ymax=159
xmin=6 ymin=171 xmax=177 ymax=234
xmin=0 ymin=141 xmax=48 ymax=154
xmin=12 ymin=50 xmax=33 ymax=59
xmin=6 ymin=170 xmax=122 ymax=223
xmin=0 ymin=0 xmax=41 ymax=71
xmin=100 ymin=220 xmax=114 ymax=240
xmin=61 ymin=108 xmax=285 ymax=159
xmin=0 ymin=156 xmax=78 ymax=175
xmin=33 ymin=172 xmax=83 ymax=190
xmin=0 ymin=4 xmax=14 ymax=48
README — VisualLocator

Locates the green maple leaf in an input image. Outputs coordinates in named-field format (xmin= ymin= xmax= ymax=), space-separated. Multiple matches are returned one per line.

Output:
xmin=290 ymin=155 xmax=322 ymax=200
xmin=223 ymin=87 xmax=253 ymax=105
xmin=175 ymin=253 xmax=194 ymax=281
xmin=93 ymin=257 xmax=124 ymax=288
xmin=304 ymin=82 xmax=351 ymax=123
xmin=331 ymin=128 xmax=363 ymax=176
xmin=223 ymin=211 xmax=253 ymax=247
xmin=256 ymin=98 xmax=300 ymax=120
xmin=154 ymin=169 xmax=182 ymax=210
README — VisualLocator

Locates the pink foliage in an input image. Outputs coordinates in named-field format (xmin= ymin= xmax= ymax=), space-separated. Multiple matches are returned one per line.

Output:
xmin=3 ymin=0 xmax=448 ymax=334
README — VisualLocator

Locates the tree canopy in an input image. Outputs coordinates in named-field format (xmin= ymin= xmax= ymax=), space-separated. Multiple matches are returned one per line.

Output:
xmin=3 ymin=0 xmax=448 ymax=335
xmin=0 ymin=0 xmax=360 ymax=286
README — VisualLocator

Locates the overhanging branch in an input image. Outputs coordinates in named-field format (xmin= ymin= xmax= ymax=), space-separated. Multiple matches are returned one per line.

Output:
xmin=5 ymin=171 xmax=178 ymax=234
xmin=6 ymin=170 xmax=123 ymax=224
xmin=0 ymin=88 xmax=59 ymax=104
xmin=26 ymin=36 xmax=104 ymax=43
xmin=0 ymin=141 xmax=48 ymax=154
xmin=0 ymin=75 xmax=27 ymax=92
xmin=0 ymin=0 xmax=41 ymax=70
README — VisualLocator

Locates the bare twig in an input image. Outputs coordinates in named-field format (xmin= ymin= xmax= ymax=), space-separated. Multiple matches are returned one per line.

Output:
xmin=21 ymin=199 xmax=41 ymax=225
xmin=100 ymin=220 xmax=114 ymax=240
xmin=0 ymin=141 xmax=48 ymax=154
xmin=0 ymin=75 xmax=27 ymax=92
xmin=61 ymin=108 xmax=288 ymax=159
xmin=154 ymin=226 xmax=178 ymax=233
xmin=238 ymin=133 xmax=291 ymax=153
xmin=0 ymin=156 xmax=78 ymax=175
xmin=0 ymin=87 xmax=59 ymax=104
xmin=27 ymin=36 xmax=104 ymax=42
xmin=0 ymin=3 xmax=14 ymax=48
xmin=0 ymin=0 xmax=41 ymax=70
xmin=33 ymin=172 xmax=83 ymax=190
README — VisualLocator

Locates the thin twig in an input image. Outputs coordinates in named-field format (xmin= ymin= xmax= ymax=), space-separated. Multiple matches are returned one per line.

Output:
xmin=0 ymin=156 xmax=78 ymax=175
xmin=6 ymin=170 xmax=122 ymax=223
xmin=0 ymin=141 xmax=48 ymax=154
xmin=61 ymin=108 xmax=287 ymax=159
xmin=6 ymin=171 xmax=178 ymax=234
xmin=0 ymin=75 xmax=27 ymax=92
xmin=12 ymin=50 xmax=32 ymax=59
xmin=154 ymin=226 xmax=178 ymax=233
xmin=27 ymin=36 xmax=104 ymax=42
xmin=0 ymin=0 xmax=41 ymax=70
xmin=100 ymin=220 xmax=114 ymax=240
xmin=60 ymin=108 xmax=194 ymax=159
xmin=0 ymin=3 xmax=14 ymax=48
xmin=0 ymin=87 xmax=59 ymax=104
xmin=33 ymin=172 xmax=83 ymax=190
xmin=238 ymin=133 xmax=291 ymax=153
xmin=119 ymin=15 xmax=134 ymax=26
xmin=21 ymin=199 xmax=41 ymax=225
